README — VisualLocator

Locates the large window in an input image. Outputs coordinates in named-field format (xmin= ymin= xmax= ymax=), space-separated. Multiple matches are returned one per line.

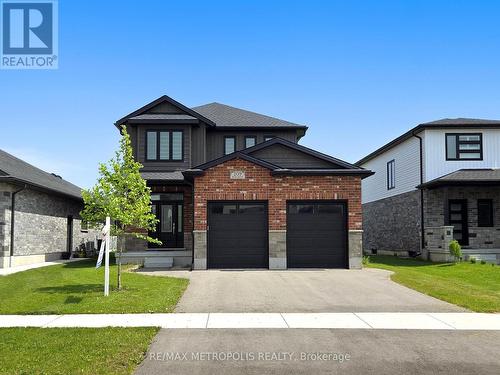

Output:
xmin=446 ymin=133 xmax=483 ymax=160
xmin=478 ymin=199 xmax=493 ymax=227
xmin=146 ymin=130 xmax=183 ymax=161
xmin=224 ymin=136 xmax=236 ymax=155
xmin=245 ymin=136 xmax=256 ymax=148
xmin=387 ymin=159 xmax=395 ymax=190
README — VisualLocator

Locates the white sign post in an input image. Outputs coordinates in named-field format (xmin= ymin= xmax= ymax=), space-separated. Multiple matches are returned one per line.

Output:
xmin=104 ymin=216 xmax=111 ymax=296
xmin=96 ymin=216 xmax=111 ymax=296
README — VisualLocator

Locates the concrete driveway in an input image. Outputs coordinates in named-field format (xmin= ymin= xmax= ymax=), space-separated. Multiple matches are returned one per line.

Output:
xmin=140 ymin=268 xmax=465 ymax=312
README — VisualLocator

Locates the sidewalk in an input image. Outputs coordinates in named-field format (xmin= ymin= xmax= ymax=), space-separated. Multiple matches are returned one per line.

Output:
xmin=0 ymin=258 xmax=87 ymax=276
xmin=1 ymin=313 xmax=499 ymax=330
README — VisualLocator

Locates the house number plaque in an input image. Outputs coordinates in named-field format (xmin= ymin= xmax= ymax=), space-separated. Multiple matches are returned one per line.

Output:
xmin=230 ymin=170 xmax=246 ymax=179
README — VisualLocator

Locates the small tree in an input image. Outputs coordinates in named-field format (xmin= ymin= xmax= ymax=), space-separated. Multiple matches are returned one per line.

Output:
xmin=449 ymin=240 xmax=462 ymax=263
xmin=81 ymin=125 xmax=159 ymax=290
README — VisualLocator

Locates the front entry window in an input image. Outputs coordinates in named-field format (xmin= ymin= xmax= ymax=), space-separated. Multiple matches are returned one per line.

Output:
xmin=161 ymin=205 xmax=173 ymax=233
xmin=149 ymin=197 xmax=184 ymax=249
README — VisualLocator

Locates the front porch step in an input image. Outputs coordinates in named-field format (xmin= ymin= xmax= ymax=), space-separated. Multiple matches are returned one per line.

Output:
xmin=144 ymin=257 xmax=174 ymax=269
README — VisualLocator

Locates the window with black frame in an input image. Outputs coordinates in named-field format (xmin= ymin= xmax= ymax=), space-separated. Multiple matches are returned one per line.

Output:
xmin=146 ymin=130 xmax=183 ymax=161
xmin=387 ymin=159 xmax=395 ymax=190
xmin=478 ymin=199 xmax=494 ymax=227
xmin=224 ymin=136 xmax=236 ymax=155
xmin=446 ymin=133 xmax=482 ymax=160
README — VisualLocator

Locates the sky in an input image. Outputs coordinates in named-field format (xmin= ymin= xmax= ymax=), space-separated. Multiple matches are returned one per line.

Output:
xmin=1 ymin=0 xmax=500 ymax=188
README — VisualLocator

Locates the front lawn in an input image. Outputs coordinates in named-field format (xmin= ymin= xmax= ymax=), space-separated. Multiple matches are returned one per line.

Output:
xmin=0 ymin=327 xmax=157 ymax=375
xmin=0 ymin=259 xmax=189 ymax=314
xmin=366 ymin=255 xmax=500 ymax=312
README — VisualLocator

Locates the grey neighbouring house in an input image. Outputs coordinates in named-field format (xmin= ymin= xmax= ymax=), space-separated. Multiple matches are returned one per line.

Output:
xmin=116 ymin=95 xmax=372 ymax=270
xmin=0 ymin=149 xmax=94 ymax=268
xmin=357 ymin=118 xmax=500 ymax=264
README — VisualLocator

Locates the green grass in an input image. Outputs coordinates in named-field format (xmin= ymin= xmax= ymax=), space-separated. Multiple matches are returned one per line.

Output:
xmin=0 ymin=327 xmax=158 ymax=375
xmin=0 ymin=259 xmax=189 ymax=314
xmin=366 ymin=255 xmax=500 ymax=312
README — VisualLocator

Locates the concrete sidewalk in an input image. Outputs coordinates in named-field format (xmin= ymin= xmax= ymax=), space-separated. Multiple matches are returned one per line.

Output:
xmin=1 ymin=313 xmax=499 ymax=330
xmin=0 ymin=258 xmax=87 ymax=276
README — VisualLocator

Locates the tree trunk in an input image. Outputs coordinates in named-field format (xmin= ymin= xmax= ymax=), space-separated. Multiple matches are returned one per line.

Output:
xmin=117 ymin=236 xmax=123 ymax=290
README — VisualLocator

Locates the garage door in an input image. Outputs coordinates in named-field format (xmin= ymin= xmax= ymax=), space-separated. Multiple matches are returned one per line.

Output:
xmin=208 ymin=201 xmax=268 ymax=268
xmin=287 ymin=201 xmax=347 ymax=268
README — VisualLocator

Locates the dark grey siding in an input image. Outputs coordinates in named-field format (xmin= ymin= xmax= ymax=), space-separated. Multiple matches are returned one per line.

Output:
xmin=250 ymin=144 xmax=338 ymax=168
xmin=191 ymin=124 xmax=207 ymax=166
xmin=205 ymin=130 xmax=298 ymax=161
xmin=146 ymin=102 xmax=184 ymax=114
xmin=125 ymin=124 xmax=139 ymax=160
xmin=137 ymin=124 xmax=191 ymax=171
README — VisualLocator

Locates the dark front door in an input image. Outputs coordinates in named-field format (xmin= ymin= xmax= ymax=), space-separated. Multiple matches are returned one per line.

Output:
xmin=448 ymin=199 xmax=469 ymax=246
xmin=150 ymin=201 xmax=184 ymax=248
xmin=208 ymin=201 xmax=268 ymax=268
xmin=287 ymin=201 xmax=347 ymax=268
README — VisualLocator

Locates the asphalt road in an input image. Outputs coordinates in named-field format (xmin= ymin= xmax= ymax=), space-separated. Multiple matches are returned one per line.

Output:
xmin=135 ymin=329 xmax=500 ymax=375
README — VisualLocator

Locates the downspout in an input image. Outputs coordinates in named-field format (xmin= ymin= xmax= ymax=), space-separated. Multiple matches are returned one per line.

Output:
xmin=10 ymin=184 xmax=27 ymax=267
xmin=412 ymin=133 xmax=425 ymax=254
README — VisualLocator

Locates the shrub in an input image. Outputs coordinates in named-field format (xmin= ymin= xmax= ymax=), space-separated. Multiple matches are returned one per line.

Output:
xmin=470 ymin=257 xmax=477 ymax=264
xmin=481 ymin=260 xmax=487 ymax=265
xmin=449 ymin=240 xmax=462 ymax=262
xmin=362 ymin=256 xmax=370 ymax=266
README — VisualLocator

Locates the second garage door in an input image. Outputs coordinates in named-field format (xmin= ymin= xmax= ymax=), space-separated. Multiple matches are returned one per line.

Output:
xmin=208 ymin=201 xmax=268 ymax=269
xmin=287 ymin=201 xmax=347 ymax=268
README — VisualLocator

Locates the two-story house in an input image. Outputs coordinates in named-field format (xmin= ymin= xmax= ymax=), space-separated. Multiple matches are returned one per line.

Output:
xmin=357 ymin=118 xmax=500 ymax=264
xmin=115 ymin=95 xmax=372 ymax=270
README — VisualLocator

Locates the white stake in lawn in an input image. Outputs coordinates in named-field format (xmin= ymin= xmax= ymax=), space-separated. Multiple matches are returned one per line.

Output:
xmin=96 ymin=216 xmax=111 ymax=296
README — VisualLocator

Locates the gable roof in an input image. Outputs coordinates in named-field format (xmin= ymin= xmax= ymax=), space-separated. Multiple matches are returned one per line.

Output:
xmin=0 ymin=149 xmax=83 ymax=200
xmin=183 ymin=137 xmax=372 ymax=178
xmin=191 ymin=102 xmax=308 ymax=129
xmin=356 ymin=117 xmax=500 ymax=166
xmin=115 ymin=95 xmax=216 ymax=127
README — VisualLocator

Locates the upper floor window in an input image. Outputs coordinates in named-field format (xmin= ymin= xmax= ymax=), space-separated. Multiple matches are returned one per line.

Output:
xmin=264 ymin=136 xmax=274 ymax=142
xmin=446 ymin=133 xmax=482 ymax=160
xmin=387 ymin=159 xmax=395 ymax=190
xmin=224 ymin=136 xmax=236 ymax=155
xmin=245 ymin=136 xmax=256 ymax=148
xmin=146 ymin=130 xmax=183 ymax=161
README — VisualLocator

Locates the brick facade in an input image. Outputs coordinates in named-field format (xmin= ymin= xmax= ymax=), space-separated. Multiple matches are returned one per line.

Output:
xmin=193 ymin=158 xmax=362 ymax=231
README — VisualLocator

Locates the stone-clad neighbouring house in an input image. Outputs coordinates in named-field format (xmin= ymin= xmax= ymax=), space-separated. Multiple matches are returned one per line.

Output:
xmin=357 ymin=118 xmax=500 ymax=264
xmin=117 ymin=95 xmax=372 ymax=269
xmin=0 ymin=149 xmax=93 ymax=268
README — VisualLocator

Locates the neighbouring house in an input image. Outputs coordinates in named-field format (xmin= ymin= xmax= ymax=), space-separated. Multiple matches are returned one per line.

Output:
xmin=357 ymin=118 xmax=500 ymax=264
xmin=0 ymin=149 xmax=94 ymax=268
xmin=116 ymin=95 xmax=372 ymax=269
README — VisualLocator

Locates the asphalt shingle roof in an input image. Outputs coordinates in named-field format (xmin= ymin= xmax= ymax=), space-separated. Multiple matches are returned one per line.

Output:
xmin=421 ymin=118 xmax=500 ymax=126
xmin=0 ymin=149 xmax=82 ymax=199
xmin=140 ymin=171 xmax=185 ymax=181
xmin=419 ymin=169 xmax=500 ymax=188
xmin=192 ymin=102 xmax=307 ymax=128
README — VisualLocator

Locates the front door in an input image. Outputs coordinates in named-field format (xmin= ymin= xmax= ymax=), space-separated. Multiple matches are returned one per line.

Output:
xmin=149 ymin=194 xmax=184 ymax=248
xmin=448 ymin=199 xmax=469 ymax=246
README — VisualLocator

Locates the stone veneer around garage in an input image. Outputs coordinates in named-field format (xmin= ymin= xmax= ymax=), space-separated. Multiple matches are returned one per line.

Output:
xmin=192 ymin=158 xmax=363 ymax=270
